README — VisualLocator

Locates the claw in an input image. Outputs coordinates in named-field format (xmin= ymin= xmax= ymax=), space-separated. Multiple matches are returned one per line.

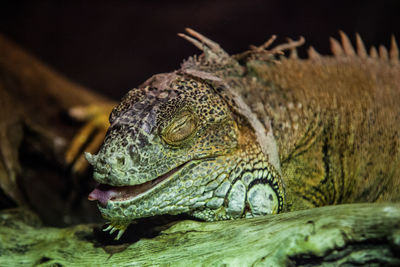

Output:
xmin=103 ymin=225 xmax=113 ymax=232
xmin=116 ymin=229 xmax=126 ymax=240
xmin=109 ymin=227 xmax=117 ymax=234
xmin=103 ymin=221 xmax=129 ymax=240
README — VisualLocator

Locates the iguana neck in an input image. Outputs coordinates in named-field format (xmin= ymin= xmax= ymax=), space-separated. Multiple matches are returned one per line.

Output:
xmin=191 ymin=123 xmax=285 ymax=220
xmin=235 ymin=60 xmax=322 ymax=164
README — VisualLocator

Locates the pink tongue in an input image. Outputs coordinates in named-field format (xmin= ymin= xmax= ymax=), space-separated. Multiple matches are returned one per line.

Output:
xmin=87 ymin=170 xmax=176 ymax=205
xmin=88 ymin=185 xmax=119 ymax=205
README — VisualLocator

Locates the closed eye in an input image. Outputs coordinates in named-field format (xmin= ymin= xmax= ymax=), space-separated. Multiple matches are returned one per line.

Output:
xmin=162 ymin=111 xmax=198 ymax=145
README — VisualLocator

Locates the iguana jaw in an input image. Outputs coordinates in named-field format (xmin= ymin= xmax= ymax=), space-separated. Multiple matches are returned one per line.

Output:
xmin=88 ymin=161 xmax=189 ymax=206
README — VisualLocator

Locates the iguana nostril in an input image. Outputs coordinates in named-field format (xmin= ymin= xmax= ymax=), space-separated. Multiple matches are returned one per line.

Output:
xmin=129 ymin=145 xmax=141 ymax=163
xmin=93 ymin=157 xmax=111 ymax=175
xmin=85 ymin=152 xmax=110 ymax=175
xmin=117 ymin=156 xmax=125 ymax=166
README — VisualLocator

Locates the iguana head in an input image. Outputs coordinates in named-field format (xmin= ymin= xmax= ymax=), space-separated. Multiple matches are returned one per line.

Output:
xmin=86 ymin=29 xmax=285 ymax=239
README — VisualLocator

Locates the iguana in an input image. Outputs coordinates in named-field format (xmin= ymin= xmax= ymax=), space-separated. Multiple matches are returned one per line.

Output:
xmin=85 ymin=29 xmax=400 ymax=239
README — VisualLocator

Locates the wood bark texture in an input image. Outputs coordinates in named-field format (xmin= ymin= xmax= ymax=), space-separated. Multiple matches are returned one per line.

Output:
xmin=0 ymin=203 xmax=399 ymax=266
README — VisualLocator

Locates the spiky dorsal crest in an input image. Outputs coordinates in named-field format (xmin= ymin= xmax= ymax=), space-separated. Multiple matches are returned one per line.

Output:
xmin=178 ymin=28 xmax=232 ymax=66
xmin=355 ymin=33 xmax=368 ymax=58
xmin=390 ymin=35 xmax=399 ymax=64
xmin=370 ymin=46 xmax=378 ymax=58
xmin=324 ymin=31 xmax=399 ymax=64
xmin=179 ymin=28 xmax=305 ymax=76
xmin=233 ymin=35 xmax=305 ymax=62
xmin=379 ymin=45 xmax=389 ymax=60
xmin=339 ymin=31 xmax=356 ymax=56
xmin=178 ymin=28 xmax=243 ymax=78
xmin=178 ymin=28 xmax=400 ymax=66
xmin=307 ymin=46 xmax=322 ymax=59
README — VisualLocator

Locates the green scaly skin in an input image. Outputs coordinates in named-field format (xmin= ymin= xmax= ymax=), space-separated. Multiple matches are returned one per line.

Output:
xmin=86 ymin=29 xmax=400 ymax=239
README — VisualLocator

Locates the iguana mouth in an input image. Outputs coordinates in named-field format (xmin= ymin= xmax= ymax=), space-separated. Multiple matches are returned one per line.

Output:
xmin=88 ymin=162 xmax=188 ymax=206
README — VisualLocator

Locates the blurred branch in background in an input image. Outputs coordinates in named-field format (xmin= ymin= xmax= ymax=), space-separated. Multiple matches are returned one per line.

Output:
xmin=0 ymin=33 xmax=115 ymax=225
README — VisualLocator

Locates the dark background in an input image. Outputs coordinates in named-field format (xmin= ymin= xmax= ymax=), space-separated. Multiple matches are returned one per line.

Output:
xmin=1 ymin=0 xmax=399 ymax=100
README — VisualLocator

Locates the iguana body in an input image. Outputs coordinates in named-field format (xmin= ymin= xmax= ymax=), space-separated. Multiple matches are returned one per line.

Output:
xmin=86 ymin=29 xmax=400 ymax=239
xmin=251 ymin=51 xmax=400 ymax=211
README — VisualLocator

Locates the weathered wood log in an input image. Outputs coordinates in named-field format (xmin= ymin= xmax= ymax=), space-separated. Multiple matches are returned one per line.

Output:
xmin=0 ymin=203 xmax=399 ymax=266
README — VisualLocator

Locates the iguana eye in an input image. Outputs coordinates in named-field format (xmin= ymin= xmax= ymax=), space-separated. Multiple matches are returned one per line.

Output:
xmin=162 ymin=111 xmax=197 ymax=145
